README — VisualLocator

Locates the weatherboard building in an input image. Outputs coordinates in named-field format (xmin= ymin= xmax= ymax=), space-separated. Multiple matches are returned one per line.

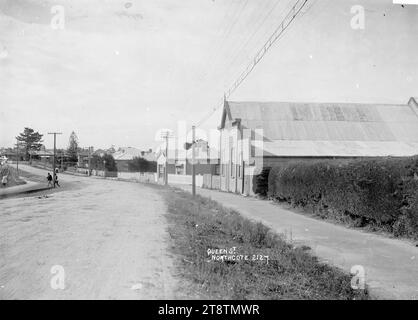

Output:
xmin=218 ymin=97 xmax=418 ymax=195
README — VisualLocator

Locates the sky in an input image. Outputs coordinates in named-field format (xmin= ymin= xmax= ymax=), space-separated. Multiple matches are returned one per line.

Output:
xmin=0 ymin=0 xmax=417 ymax=150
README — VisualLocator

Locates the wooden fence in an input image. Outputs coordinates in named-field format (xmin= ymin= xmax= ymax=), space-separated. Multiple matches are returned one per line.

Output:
xmin=202 ymin=174 xmax=221 ymax=190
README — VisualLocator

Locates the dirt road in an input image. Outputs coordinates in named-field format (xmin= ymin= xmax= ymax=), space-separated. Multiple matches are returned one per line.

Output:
xmin=0 ymin=165 xmax=178 ymax=299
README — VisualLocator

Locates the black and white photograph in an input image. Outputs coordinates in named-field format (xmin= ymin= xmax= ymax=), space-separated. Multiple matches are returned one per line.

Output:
xmin=0 ymin=0 xmax=418 ymax=308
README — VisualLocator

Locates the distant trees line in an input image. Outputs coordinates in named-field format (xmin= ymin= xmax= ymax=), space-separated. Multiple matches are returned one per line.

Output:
xmin=90 ymin=154 xmax=118 ymax=172
xmin=14 ymin=127 xmax=80 ymax=164
xmin=13 ymin=127 xmax=157 ymax=173
xmin=89 ymin=155 xmax=156 ymax=173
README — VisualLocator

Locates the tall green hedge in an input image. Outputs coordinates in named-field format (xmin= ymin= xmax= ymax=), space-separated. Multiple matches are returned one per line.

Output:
xmin=268 ymin=157 xmax=418 ymax=238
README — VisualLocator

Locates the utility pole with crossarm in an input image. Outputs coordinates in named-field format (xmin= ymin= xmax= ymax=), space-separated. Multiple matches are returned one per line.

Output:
xmin=48 ymin=132 xmax=62 ymax=188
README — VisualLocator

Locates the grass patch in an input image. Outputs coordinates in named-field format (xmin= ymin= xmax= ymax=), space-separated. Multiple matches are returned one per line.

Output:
xmin=161 ymin=187 xmax=368 ymax=300
xmin=0 ymin=165 xmax=26 ymax=188
xmin=17 ymin=168 xmax=48 ymax=183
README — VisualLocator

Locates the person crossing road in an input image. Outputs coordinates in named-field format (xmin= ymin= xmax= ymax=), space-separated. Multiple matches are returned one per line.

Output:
xmin=54 ymin=173 xmax=60 ymax=187
xmin=47 ymin=172 xmax=53 ymax=187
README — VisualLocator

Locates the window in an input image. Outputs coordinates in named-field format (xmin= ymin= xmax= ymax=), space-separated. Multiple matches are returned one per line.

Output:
xmin=215 ymin=164 xmax=220 ymax=175
xmin=175 ymin=164 xmax=184 ymax=175
xmin=158 ymin=165 xmax=164 ymax=178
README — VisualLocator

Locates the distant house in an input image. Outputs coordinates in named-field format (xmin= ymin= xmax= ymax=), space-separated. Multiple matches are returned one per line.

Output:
xmin=156 ymin=140 xmax=219 ymax=181
xmin=77 ymin=148 xmax=93 ymax=168
xmin=29 ymin=146 xmax=54 ymax=160
xmin=409 ymin=97 xmax=418 ymax=109
xmin=219 ymin=97 xmax=418 ymax=195
xmin=112 ymin=147 xmax=156 ymax=172
xmin=0 ymin=155 xmax=7 ymax=165
xmin=0 ymin=148 xmax=18 ymax=161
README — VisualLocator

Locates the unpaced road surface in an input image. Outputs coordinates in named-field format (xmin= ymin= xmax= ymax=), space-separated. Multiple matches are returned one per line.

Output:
xmin=178 ymin=185 xmax=418 ymax=300
xmin=0 ymin=165 xmax=178 ymax=299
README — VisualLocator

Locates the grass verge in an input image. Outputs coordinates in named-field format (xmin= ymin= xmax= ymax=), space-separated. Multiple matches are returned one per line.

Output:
xmin=0 ymin=165 xmax=26 ymax=188
xmin=161 ymin=186 xmax=368 ymax=300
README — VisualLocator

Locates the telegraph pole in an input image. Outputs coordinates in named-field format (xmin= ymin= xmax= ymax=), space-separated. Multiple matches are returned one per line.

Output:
xmin=192 ymin=125 xmax=196 ymax=197
xmin=160 ymin=130 xmax=173 ymax=186
xmin=165 ymin=134 xmax=168 ymax=186
xmin=88 ymin=146 xmax=92 ymax=176
xmin=48 ymin=132 xmax=62 ymax=188
xmin=15 ymin=139 xmax=19 ymax=175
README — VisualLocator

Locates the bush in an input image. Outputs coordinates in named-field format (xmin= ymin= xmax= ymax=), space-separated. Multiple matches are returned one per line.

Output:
xmin=0 ymin=165 xmax=26 ymax=188
xmin=252 ymin=167 xmax=271 ymax=196
xmin=90 ymin=153 xmax=118 ymax=172
xmin=268 ymin=157 xmax=418 ymax=238
xmin=128 ymin=157 xmax=157 ymax=173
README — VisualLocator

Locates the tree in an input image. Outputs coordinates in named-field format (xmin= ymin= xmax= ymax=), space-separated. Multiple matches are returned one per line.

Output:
xmin=102 ymin=153 xmax=117 ymax=172
xmin=16 ymin=127 xmax=43 ymax=161
xmin=67 ymin=131 xmax=79 ymax=163
xmin=129 ymin=157 xmax=157 ymax=173
xmin=90 ymin=153 xmax=118 ymax=172
xmin=90 ymin=154 xmax=103 ymax=170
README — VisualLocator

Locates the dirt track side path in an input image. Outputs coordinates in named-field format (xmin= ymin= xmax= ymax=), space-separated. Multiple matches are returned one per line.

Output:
xmin=177 ymin=185 xmax=418 ymax=300
xmin=0 ymin=165 xmax=178 ymax=299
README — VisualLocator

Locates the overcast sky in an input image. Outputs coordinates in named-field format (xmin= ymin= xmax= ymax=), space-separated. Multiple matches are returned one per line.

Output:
xmin=0 ymin=0 xmax=417 ymax=150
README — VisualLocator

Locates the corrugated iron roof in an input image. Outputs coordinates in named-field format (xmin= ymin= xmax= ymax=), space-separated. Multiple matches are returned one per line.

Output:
xmin=113 ymin=147 xmax=155 ymax=161
xmin=258 ymin=141 xmax=418 ymax=157
xmin=224 ymin=99 xmax=418 ymax=157
xmin=227 ymin=101 xmax=418 ymax=122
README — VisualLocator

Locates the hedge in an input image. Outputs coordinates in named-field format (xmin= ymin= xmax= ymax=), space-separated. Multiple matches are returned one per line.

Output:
xmin=268 ymin=157 xmax=418 ymax=238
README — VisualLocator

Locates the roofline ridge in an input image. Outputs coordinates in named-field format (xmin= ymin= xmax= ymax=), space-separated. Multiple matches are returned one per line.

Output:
xmin=226 ymin=100 xmax=409 ymax=106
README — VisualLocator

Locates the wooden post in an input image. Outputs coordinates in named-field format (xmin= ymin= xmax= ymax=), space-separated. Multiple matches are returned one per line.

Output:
xmin=48 ymin=132 xmax=62 ymax=188
xmin=165 ymin=135 xmax=168 ymax=186
xmin=15 ymin=140 xmax=19 ymax=176
xmin=192 ymin=125 xmax=196 ymax=197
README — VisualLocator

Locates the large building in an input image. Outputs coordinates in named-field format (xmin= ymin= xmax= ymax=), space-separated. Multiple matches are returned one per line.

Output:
xmin=219 ymin=97 xmax=418 ymax=195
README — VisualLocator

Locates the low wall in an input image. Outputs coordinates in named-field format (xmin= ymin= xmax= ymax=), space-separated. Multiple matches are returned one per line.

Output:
xmin=91 ymin=170 xmax=118 ymax=178
xmin=30 ymin=160 xmax=53 ymax=171
xmin=76 ymin=168 xmax=89 ymax=175
xmin=212 ymin=175 xmax=220 ymax=190
xmin=168 ymin=174 xmax=203 ymax=187
xmin=118 ymin=172 xmax=157 ymax=183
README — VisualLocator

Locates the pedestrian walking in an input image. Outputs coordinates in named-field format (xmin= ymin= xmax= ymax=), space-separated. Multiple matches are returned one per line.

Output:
xmin=54 ymin=173 xmax=60 ymax=187
xmin=1 ymin=175 xmax=7 ymax=188
xmin=47 ymin=172 xmax=53 ymax=187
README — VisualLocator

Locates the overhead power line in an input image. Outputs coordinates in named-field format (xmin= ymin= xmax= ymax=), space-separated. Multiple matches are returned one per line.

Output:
xmin=181 ymin=0 xmax=248 ymax=112
xmin=225 ymin=0 xmax=308 ymax=98
xmin=205 ymin=0 xmax=250 ymax=77
xmin=222 ymin=0 xmax=283 ymax=79
xmin=195 ymin=0 xmax=309 ymax=128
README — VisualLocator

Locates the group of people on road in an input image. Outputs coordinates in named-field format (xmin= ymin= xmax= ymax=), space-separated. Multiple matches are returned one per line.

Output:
xmin=47 ymin=169 xmax=60 ymax=187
